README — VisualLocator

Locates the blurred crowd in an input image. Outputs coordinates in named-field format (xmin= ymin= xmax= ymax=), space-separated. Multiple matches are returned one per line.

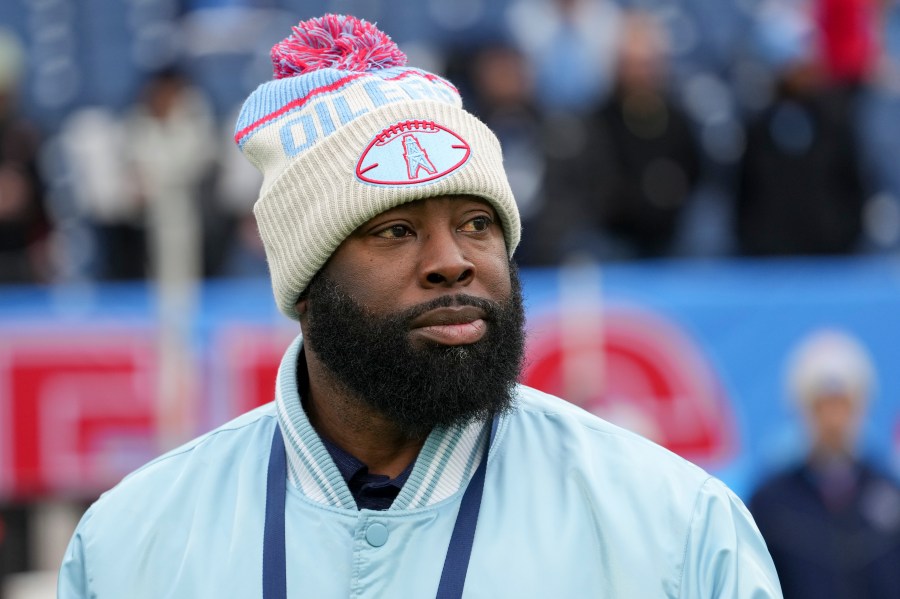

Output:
xmin=1 ymin=0 xmax=900 ymax=288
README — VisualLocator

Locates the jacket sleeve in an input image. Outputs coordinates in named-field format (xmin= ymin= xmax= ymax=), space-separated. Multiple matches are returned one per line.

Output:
xmin=679 ymin=477 xmax=783 ymax=599
xmin=58 ymin=508 xmax=94 ymax=599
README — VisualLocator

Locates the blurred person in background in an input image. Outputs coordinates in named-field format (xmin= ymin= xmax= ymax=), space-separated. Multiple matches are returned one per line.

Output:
xmin=59 ymin=15 xmax=781 ymax=598
xmin=503 ymin=0 xmax=624 ymax=266
xmin=504 ymin=0 xmax=620 ymax=116
xmin=0 ymin=28 xmax=52 ymax=284
xmin=59 ymin=107 xmax=145 ymax=280
xmin=736 ymin=1 xmax=869 ymax=255
xmin=542 ymin=10 xmax=700 ymax=262
xmin=750 ymin=329 xmax=900 ymax=598
xmin=125 ymin=67 xmax=216 ymax=286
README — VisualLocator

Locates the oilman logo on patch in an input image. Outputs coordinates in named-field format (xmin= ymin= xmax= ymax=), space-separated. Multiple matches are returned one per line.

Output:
xmin=356 ymin=120 xmax=471 ymax=185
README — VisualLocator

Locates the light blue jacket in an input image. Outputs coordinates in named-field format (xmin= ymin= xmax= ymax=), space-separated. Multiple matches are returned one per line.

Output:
xmin=59 ymin=336 xmax=782 ymax=598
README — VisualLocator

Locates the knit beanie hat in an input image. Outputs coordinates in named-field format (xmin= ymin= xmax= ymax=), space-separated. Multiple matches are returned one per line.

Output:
xmin=235 ymin=14 xmax=521 ymax=320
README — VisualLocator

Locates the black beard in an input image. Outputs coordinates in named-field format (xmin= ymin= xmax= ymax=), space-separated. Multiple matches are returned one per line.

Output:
xmin=302 ymin=263 xmax=526 ymax=439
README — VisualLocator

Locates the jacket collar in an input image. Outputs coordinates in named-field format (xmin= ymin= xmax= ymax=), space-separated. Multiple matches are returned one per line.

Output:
xmin=274 ymin=334 xmax=489 ymax=511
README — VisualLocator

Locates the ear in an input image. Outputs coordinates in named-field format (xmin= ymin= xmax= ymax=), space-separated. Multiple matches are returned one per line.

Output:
xmin=295 ymin=296 xmax=309 ymax=317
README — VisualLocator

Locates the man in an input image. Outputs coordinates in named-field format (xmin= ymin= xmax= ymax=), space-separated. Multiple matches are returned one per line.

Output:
xmin=750 ymin=329 xmax=900 ymax=598
xmin=555 ymin=9 xmax=700 ymax=261
xmin=59 ymin=15 xmax=782 ymax=598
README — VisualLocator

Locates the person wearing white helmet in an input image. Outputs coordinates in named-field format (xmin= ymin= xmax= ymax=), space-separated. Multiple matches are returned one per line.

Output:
xmin=750 ymin=329 xmax=900 ymax=599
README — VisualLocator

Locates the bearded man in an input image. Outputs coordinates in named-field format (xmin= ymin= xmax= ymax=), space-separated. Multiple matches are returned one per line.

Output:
xmin=59 ymin=15 xmax=782 ymax=599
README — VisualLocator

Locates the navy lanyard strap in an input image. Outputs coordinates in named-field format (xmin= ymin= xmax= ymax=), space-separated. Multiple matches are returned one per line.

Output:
xmin=263 ymin=425 xmax=288 ymax=599
xmin=262 ymin=418 xmax=496 ymax=599
xmin=434 ymin=417 xmax=497 ymax=599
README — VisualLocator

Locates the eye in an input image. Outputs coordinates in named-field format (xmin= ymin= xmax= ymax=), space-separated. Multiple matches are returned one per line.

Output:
xmin=375 ymin=224 xmax=413 ymax=239
xmin=460 ymin=215 xmax=492 ymax=233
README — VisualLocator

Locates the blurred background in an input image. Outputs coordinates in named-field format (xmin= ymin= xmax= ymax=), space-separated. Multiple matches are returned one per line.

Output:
xmin=1 ymin=0 xmax=900 ymax=597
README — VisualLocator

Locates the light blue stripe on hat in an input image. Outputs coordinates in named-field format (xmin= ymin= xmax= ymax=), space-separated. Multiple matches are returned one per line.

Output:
xmin=234 ymin=67 xmax=458 ymax=147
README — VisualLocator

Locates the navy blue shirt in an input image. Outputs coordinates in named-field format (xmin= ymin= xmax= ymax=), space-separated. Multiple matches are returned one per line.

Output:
xmin=319 ymin=434 xmax=416 ymax=511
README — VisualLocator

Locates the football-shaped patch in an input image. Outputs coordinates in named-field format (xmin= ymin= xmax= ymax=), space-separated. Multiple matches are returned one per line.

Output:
xmin=356 ymin=120 xmax=471 ymax=185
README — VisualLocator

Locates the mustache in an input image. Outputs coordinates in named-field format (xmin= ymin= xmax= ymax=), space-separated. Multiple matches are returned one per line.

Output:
xmin=397 ymin=294 xmax=503 ymax=325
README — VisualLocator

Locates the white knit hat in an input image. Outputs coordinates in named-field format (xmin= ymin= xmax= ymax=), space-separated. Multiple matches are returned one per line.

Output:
xmin=235 ymin=14 xmax=521 ymax=320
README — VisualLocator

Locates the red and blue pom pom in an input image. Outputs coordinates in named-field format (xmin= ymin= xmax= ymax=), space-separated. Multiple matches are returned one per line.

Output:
xmin=271 ymin=14 xmax=408 ymax=79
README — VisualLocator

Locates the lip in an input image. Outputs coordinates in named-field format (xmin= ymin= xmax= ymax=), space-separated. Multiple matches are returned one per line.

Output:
xmin=409 ymin=306 xmax=488 ymax=346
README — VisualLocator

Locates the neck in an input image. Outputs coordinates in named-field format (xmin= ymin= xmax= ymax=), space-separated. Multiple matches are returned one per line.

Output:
xmin=303 ymin=350 xmax=427 ymax=479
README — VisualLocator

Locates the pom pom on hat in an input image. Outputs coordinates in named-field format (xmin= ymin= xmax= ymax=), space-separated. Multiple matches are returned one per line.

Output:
xmin=271 ymin=14 xmax=407 ymax=79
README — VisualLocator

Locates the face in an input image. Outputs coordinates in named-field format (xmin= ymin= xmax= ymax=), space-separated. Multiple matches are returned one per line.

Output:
xmin=807 ymin=392 xmax=861 ymax=455
xmin=298 ymin=195 xmax=526 ymax=438
xmin=301 ymin=195 xmax=513 ymax=331
xmin=616 ymin=13 xmax=668 ymax=94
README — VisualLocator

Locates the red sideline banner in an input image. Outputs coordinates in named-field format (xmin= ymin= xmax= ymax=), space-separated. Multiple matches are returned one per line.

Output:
xmin=0 ymin=306 xmax=735 ymax=500
xmin=0 ymin=328 xmax=158 ymax=499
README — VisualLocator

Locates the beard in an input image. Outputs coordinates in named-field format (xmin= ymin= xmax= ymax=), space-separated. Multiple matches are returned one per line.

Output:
xmin=302 ymin=263 xmax=526 ymax=439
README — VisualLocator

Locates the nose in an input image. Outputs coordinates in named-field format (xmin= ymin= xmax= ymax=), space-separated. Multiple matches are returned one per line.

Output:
xmin=419 ymin=229 xmax=475 ymax=288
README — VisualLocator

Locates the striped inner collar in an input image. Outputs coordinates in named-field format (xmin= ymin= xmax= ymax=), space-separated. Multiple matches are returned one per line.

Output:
xmin=274 ymin=335 xmax=490 ymax=511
